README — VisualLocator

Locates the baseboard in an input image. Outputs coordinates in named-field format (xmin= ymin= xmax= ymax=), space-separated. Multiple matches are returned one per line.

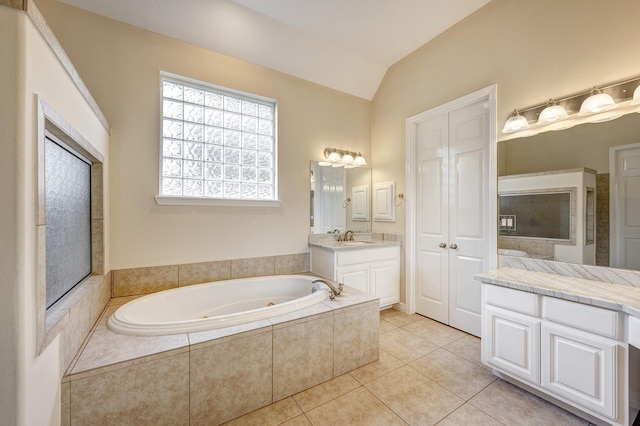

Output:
xmin=392 ymin=302 xmax=406 ymax=313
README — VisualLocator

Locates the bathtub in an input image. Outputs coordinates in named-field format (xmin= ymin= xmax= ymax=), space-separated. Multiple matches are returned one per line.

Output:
xmin=107 ymin=274 xmax=330 ymax=336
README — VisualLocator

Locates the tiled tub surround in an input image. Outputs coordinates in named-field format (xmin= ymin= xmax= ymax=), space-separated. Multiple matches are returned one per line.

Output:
xmin=475 ymin=262 xmax=640 ymax=426
xmin=62 ymin=284 xmax=379 ymax=425
xmin=45 ymin=272 xmax=111 ymax=372
xmin=111 ymin=252 xmax=310 ymax=297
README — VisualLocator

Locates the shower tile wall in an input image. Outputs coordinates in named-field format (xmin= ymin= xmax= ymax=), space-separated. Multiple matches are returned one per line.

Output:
xmin=112 ymin=252 xmax=310 ymax=297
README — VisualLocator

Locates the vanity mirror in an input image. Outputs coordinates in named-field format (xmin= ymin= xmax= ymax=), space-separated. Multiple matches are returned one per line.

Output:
xmin=498 ymin=112 xmax=640 ymax=270
xmin=310 ymin=161 xmax=371 ymax=234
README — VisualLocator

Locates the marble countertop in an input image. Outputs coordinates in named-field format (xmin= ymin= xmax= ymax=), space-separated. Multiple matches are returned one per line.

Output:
xmin=309 ymin=239 xmax=401 ymax=251
xmin=475 ymin=267 xmax=640 ymax=319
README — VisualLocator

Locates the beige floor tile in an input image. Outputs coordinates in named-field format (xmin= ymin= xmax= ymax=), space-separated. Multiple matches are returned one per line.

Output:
xmin=293 ymin=374 xmax=361 ymax=412
xmin=380 ymin=309 xmax=422 ymax=327
xmin=380 ymin=318 xmax=398 ymax=334
xmin=279 ymin=414 xmax=312 ymax=426
xmin=443 ymin=334 xmax=486 ymax=369
xmin=379 ymin=328 xmax=438 ymax=363
xmin=436 ymin=403 xmax=504 ymax=426
xmin=469 ymin=379 xmax=590 ymax=425
xmin=409 ymin=349 xmax=496 ymax=400
xmin=305 ymin=387 xmax=407 ymax=426
xmin=223 ymin=397 xmax=302 ymax=426
xmin=349 ymin=349 xmax=404 ymax=385
xmin=402 ymin=318 xmax=467 ymax=347
xmin=366 ymin=365 xmax=464 ymax=425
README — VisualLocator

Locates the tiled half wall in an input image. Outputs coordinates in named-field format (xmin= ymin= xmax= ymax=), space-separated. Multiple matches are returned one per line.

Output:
xmin=111 ymin=253 xmax=310 ymax=297
xmin=62 ymin=298 xmax=379 ymax=425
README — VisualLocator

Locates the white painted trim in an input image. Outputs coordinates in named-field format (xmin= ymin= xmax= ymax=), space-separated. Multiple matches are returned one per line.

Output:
xmin=405 ymin=85 xmax=497 ymax=315
xmin=392 ymin=302 xmax=407 ymax=313
xmin=155 ymin=196 xmax=281 ymax=207
xmin=609 ymin=142 xmax=640 ymax=268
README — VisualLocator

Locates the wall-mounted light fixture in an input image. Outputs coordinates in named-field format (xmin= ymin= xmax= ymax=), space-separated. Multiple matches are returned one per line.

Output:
xmin=502 ymin=110 xmax=530 ymax=133
xmin=501 ymin=75 xmax=640 ymax=137
xmin=322 ymin=148 xmax=367 ymax=167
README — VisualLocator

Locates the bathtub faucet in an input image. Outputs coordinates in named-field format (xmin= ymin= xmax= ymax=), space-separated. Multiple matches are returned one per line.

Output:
xmin=312 ymin=279 xmax=343 ymax=301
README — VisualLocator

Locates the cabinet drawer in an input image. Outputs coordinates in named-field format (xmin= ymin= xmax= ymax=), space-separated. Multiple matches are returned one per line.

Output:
xmin=542 ymin=297 xmax=623 ymax=340
xmin=484 ymin=284 xmax=540 ymax=317
xmin=336 ymin=246 xmax=399 ymax=266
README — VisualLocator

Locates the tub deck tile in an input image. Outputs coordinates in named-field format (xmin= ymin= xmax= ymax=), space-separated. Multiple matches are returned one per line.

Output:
xmin=70 ymin=328 xmax=189 ymax=377
xmin=268 ymin=303 xmax=333 ymax=328
xmin=187 ymin=319 xmax=272 ymax=348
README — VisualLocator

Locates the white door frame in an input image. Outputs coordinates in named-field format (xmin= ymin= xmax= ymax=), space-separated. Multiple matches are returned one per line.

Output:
xmin=610 ymin=142 xmax=640 ymax=268
xmin=405 ymin=85 xmax=498 ymax=315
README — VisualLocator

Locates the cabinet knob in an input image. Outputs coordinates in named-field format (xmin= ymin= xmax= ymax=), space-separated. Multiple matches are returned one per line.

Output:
xmin=439 ymin=242 xmax=447 ymax=248
xmin=450 ymin=243 xmax=458 ymax=250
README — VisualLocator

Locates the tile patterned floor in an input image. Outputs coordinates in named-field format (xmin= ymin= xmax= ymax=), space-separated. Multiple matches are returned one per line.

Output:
xmin=223 ymin=309 xmax=594 ymax=426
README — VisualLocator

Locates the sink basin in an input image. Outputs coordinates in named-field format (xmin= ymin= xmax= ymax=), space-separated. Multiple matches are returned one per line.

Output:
xmin=341 ymin=241 xmax=373 ymax=246
xmin=498 ymin=249 xmax=528 ymax=257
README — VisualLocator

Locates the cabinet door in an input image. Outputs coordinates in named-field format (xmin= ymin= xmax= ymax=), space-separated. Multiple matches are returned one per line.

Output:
xmin=337 ymin=264 xmax=369 ymax=294
xmin=483 ymin=305 xmax=540 ymax=384
xmin=541 ymin=323 xmax=618 ymax=420
xmin=371 ymin=260 xmax=399 ymax=308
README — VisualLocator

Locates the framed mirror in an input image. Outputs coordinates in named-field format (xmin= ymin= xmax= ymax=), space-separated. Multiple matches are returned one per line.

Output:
xmin=498 ymin=112 xmax=640 ymax=270
xmin=310 ymin=161 xmax=371 ymax=234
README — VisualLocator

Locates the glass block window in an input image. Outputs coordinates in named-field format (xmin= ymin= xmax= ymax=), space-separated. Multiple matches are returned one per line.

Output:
xmin=161 ymin=75 xmax=277 ymax=200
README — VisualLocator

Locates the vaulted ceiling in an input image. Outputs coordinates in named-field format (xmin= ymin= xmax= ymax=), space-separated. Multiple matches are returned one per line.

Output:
xmin=58 ymin=0 xmax=492 ymax=99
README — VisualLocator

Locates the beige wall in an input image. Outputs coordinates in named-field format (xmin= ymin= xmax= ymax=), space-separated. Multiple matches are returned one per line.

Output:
xmin=0 ymin=8 xmax=21 ymax=424
xmin=0 ymin=4 xmax=110 ymax=424
xmin=37 ymin=0 xmax=371 ymax=270
xmin=371 ymin=0 xmax=640 ymax=301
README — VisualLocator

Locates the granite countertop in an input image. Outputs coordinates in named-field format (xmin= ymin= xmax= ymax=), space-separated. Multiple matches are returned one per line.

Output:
xmin=475 ymin=267 xmax=640 ymax=319
xmin=309 ymin=239 xmax=401 ymax=251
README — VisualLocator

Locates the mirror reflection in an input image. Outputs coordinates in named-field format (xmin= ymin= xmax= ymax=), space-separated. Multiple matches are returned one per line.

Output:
xmin=498 ymin=112 xmax=640 ymax=270
xmin=310 ymin=161 xmax=371 ymax=234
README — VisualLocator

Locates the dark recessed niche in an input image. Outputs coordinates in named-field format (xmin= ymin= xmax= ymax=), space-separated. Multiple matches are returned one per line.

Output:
xmin=499 ymin=192 xmax=571 ymax=240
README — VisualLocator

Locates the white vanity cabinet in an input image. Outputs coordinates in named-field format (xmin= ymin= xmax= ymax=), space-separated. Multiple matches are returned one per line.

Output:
xmin=311 ymin=245 xmax=400 ymax=308
xmin=482 ymin=283 xmax=627 ymax=425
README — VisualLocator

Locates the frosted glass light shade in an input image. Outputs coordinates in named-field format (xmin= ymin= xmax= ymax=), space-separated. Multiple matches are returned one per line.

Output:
xmin=631 ymin=85 xmax=640 ymax=105
xmin=537 ymin=104 xmax=568 ymax=124
xmin=502 ymin=113 xmax=530 ymax=133
xmin=578 ymin=92 xmax=617 ymax=116
xmin=327 ymin=150 xmax=341 ymax=162
xmin=342 ymin=153 xmax=354 ymax=165
xmin=354 ymin=153 xmax=367 ymax=166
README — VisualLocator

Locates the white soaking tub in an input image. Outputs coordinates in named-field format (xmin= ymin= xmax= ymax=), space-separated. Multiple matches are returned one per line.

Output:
xmin=108 ymin=274 xmax=330 ymax=336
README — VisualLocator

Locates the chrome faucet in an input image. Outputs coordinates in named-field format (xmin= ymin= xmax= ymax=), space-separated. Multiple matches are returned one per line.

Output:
xmin=312 ymin=279 xmax=344 ymax=301
xmin=337 ymin=230 xmax=355 ymax=242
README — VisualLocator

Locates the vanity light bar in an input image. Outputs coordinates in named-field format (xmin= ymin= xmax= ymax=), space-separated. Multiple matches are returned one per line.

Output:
xmin=322 ymin=147 xmax=367 ymax=167
xmin=503 ymin=75 xmax=640 ymax=134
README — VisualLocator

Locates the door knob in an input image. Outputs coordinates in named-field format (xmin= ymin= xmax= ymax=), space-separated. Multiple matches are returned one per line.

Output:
xmin=450 ymin=243 xmax=458 ymax=250
xmin=439 ymin=242 xmax=447 ymax=248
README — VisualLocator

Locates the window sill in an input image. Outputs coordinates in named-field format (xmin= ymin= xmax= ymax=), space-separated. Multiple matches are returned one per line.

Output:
xmin=155 ymin=195 xmax=281 ymax=207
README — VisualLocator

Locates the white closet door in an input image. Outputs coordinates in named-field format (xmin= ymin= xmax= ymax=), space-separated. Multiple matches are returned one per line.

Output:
xmin=415 ymin=112 xmax=450 ymax=324
xmin=448 ymin=100 xmax=489 ymax=336
xmin=413 ymin=98 xmax=490 ymax=336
